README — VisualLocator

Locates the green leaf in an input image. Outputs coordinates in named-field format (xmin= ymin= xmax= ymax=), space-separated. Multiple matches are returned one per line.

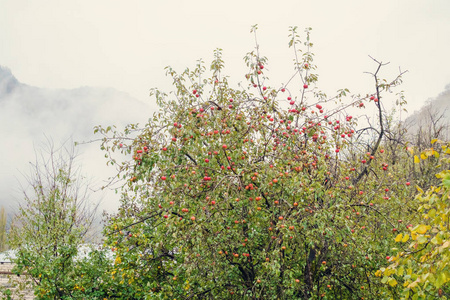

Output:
xmin=435 ymin=272 xmax=447 ymax=288
xmin=443 ymin=174 xmax=450 ymax=188
xmin=417 ymin=236 xmax=428 ymax=244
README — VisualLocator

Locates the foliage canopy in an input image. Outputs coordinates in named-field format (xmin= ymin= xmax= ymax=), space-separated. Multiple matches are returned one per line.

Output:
xmin=95 ymin=27 xmax=419 ymax=299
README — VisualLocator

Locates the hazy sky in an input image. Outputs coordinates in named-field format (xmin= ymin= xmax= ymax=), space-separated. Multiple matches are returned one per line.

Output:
xmin=1 ymin=0 xmax=449 ymax=113
xmin=1 ymin=0 xmax=450 ymax=214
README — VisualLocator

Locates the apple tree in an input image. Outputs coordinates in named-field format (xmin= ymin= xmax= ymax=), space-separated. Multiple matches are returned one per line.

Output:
xmin=96 ymin=26 xmax=417 ymax=299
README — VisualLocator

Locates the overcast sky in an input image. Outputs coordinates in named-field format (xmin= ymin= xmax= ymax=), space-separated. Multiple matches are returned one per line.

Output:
xmin=1 ymin=0 xmax=450 ymax=214
xmin=1 ymin=0 xmax=450 ymax=111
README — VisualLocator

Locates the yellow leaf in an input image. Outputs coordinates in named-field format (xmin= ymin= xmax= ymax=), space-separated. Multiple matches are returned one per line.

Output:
xmin=440 ymin=241 xmax=450 ymax=251
xmin=428 ymin=209 xmax=436 ymax=218
xmin=395 ymin=234 xmax=403 ymax=242
xmin=434 ymin=151 xmax=440 ymax=158
xmin=417 ymin=224 xmax=429 ymax=234
xmin=408 ymin=280 xmax=419 ymax=288
xmin=388 ymin=278 xmax=398 ymax=287
xmin=414 ymin=155 xmax=420 ymax=163
xmin=431 ymin=235 xmax=443 ymax=245
xmin=431 ymin=139 xmax=438 ymax=144
xmin=402 ymin=234 xmax=410 ymax=243
xmin=420 ymin=153 xmax=427 ymax=160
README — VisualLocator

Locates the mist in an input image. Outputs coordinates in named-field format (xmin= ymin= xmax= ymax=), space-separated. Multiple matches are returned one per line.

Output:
xmin=0 ymin=66 xmax=152 ymax=217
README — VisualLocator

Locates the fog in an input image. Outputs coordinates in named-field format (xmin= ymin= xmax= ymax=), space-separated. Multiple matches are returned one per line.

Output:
xmin=0 ymin=66 xmax=151 ymax=217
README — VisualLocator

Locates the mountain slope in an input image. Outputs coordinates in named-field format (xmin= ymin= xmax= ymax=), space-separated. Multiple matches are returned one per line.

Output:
xmin=404 ymin=85 xmax=450 ymax=142
xmin=0 ymin=66 xmax=152 ymax=212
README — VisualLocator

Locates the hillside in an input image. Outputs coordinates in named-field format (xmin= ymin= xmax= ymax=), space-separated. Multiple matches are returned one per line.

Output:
xmin=404 ymin=84 xmax=450 ymax=142
xmin=0 ymin=66 xmax=152 ymax=212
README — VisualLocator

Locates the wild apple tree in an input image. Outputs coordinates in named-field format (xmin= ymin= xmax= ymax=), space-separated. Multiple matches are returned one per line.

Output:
xmin=96 ymin=26 xmax=416 ymax=299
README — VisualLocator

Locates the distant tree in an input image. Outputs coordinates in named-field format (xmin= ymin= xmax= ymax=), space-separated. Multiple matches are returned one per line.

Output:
xmin=0 ymin=206 xmax=6 ymax=252
xmin=6 ymin=142 xmax=100 ymax=299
